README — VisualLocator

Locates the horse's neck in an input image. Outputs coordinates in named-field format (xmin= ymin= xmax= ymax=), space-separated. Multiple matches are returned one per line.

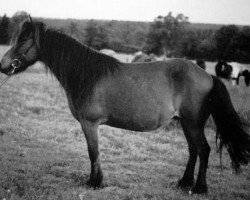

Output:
xmin=39 ymin=29 xmax=120 ymax=101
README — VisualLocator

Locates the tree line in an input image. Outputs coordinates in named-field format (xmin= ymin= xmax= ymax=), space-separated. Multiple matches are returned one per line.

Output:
xmin=1 ymin=11 xmax=250 ymax=63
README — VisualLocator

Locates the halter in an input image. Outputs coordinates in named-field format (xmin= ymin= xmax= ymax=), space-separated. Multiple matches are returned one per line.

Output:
xmin=10 ymin=58 xmax=22 ymax=75
xmin=0 ymin=57 xmax=23 ymax=88
xmin=9 ymin=41 xmax=35 ymax=75
xmin=0 ymin=45 xmax=32 ymax=87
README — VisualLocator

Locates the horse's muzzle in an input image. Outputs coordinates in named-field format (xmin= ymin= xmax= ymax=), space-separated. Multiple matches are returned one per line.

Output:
xmin=0 ymin=62 xmax=4 ymax=73
xmin=0 ymin=61 xmax=13 ymax=75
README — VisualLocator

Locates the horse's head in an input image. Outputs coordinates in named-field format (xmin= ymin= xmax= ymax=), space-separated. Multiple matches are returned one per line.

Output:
xmin=0 ymin=16 xmax=43 ymax=75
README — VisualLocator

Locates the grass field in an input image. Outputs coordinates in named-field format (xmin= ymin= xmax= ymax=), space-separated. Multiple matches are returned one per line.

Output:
xmin=0 ymin=46 xmax=249 ymax=200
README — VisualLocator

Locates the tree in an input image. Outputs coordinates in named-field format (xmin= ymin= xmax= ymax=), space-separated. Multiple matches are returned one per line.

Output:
xmin=84 ymin=20 xmax=109 ymax=50
xmin=0 ymin=14 xmax=10 ymax=44
xmin=181 ymin=30 xmax=199 ymax=59
xmin=197 ymin=37 xmax=217 ymax=60
xmin=238 ymin=26 xmax=250 ymax=53
xmin=234 ymin=26 xmax=250 ymax=62
xmin=66 ymin=21 xmax=84 ymax=42
xmin=214 ymin=25 xmax=240 ymax=61
xmin=144 ymin=12 xmax=189 ymax=56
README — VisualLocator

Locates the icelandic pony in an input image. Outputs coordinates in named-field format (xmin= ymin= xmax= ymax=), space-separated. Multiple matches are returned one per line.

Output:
xmin=1 ymin=19 xmax=250 ymax=194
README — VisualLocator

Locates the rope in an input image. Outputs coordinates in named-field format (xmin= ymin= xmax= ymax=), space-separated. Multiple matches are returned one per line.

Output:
xmin=0 ymin=76 xmax=11 ymax=88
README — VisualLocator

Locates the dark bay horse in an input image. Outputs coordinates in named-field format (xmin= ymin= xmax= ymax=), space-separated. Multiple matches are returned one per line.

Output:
xmin=1 ymin=18 xmax=250 ymax=194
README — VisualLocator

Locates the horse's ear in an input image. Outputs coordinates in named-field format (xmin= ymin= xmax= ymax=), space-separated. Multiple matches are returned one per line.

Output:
xmin=28 ymin=15 xmax=33 ymax=23
xmin=34 ymin=23 xmax=44 ymax=50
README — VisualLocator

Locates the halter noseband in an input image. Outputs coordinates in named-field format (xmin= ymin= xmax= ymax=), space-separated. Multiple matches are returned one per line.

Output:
xmin=9 ymin=41 xmax=35 ymax=75
xmin=10 ymin=58 xmax=22 ymax=75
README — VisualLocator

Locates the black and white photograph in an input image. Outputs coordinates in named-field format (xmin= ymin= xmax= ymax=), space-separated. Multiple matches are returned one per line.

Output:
xmin=0 ymin=0 xmax=249 ymax=199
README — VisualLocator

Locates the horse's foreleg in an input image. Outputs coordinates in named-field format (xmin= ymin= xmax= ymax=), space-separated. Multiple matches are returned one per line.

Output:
xmin=81 ymin=120 xmax=103 ymax=188
xmin=178 ymin=121 xmax=198 ymax=189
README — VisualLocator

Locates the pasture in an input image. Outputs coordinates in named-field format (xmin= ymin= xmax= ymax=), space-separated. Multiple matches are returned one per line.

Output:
xmin=0 ymin=45 xmax=249 ymax=200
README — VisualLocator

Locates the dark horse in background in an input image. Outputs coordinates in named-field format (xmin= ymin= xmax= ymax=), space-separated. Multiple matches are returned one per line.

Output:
xmin=0 ymin=18 xmax=250 ymax=194
xmin=215 ymin=61 xmax=250 ymax=86
xmin=196 ymin=59 xmax=206 ymax=70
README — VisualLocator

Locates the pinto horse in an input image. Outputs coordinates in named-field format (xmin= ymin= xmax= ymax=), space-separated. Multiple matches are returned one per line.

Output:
xmin=215 ymin=61 xmax=233 ymax=80
xmin=0 ymin=18 xmax=250 ymax=194
xmin=215 ymin=61 xmax=250 ymax=86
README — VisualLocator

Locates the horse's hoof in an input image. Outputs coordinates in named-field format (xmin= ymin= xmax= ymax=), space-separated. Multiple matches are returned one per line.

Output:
xmin=86 ymin=179 xmax=104 ymax=189
xmin=191 ymin=185 xmax=208 ymax=194
xmin=177 ymin=178 xmax=194 ymax=189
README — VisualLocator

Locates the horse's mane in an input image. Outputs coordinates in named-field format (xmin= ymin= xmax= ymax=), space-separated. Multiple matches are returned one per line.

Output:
xmin=37 ymin=22 xmax=121 ymax=98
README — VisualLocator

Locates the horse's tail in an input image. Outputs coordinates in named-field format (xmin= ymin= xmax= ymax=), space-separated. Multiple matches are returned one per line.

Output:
xmin=209 ymin=75 xmax=250 ymax=171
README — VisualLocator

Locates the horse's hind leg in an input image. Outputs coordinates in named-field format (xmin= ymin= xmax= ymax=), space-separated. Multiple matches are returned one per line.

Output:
xmin=178 ymin=121 xmax=198 ymax=189
xmin=193 ymin=131 xmax=210 ymax=194
xmin=81 ymin=120 xmax=103 ymax=188
xmin=180 ymin=120 xmax=210 ymax=194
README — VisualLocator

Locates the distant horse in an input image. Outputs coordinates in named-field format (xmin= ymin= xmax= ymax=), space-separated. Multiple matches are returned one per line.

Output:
xmin=241 ymin=69 xmax=250 ymax=86
xmin=229 ymin=62 xmax=250 ymax=87
xmin=1 ymin=18 xmax=249 ymax=194
xmin=196 ymin=59 xmax=206 ymax=70
xmin=215 ymin=61 xmax=249 ymax=86
xmin=215 ymin=61 xmax=232 ymax=79
xmin=131 ymin=51 xmax=157 ymax=63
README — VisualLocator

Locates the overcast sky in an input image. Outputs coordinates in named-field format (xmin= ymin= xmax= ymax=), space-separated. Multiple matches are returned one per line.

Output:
xmin=1 ymin=0 xmax=250 ymax=25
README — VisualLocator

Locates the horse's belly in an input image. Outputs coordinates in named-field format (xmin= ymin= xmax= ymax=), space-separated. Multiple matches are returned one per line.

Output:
xmin=106 ymin=98 xmax=174 ymax=132
xmin=104 ymin=69 xmax=175 ymax=131
xmin=106 ymin=115 xmax=155 ymax=131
